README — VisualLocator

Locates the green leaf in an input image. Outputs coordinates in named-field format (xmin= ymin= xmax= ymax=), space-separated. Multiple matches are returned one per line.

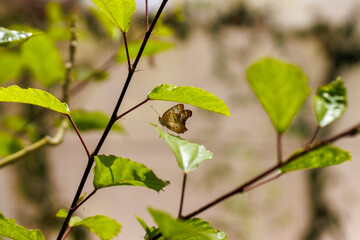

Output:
xmin=56 ymin=209 xmax=121 ymax=240
xmin=90 ymin=0 xmax=136 ymax=33
xmin=55 ymin=209 xmax=83 ymax=226
xmin=72 ymin=215 xmax=121 ymax=240
xmin=0 ymin=85 xmax=70 ymax=115
xmin=21 ymin=34 xmax=65 ymax=86
xmin=148 ymin=84 xmax=230 ymax=116
xmin=0 ymin=131 xmax=23 ymax=158
xmin=55 ymin=208 xmax=68 ymax=218
xmin=246 ymin=58 xmax=311 ymax=133
xmin=149 ymin=208 xmax=226 ymax=240
xmin=0 ymin=211 xmax=45 ymax=240
xmin=0 ymin=50 xmax=23 ymax=83
xmin=313 ymin=77 xmax=347 ymax=127
xmin=0 ymin=27 xmax=34 ymax=47
xmin=116 ymin=40 xmax=174 ymax=63
xmin=153 ymin=124 xmax=213 ymax=173
xmin=89 ymin=7 xmax=120 ymax=39
xmin=93 ymin=155 xmax=169 ymax=191
xmin=70 ymin=109 xmax=123 ymax=132
xmin=280 ymin=144 xmax=351 ymax=173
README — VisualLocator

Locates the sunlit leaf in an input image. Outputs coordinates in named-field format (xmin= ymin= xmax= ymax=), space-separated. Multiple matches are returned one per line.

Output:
xmin=280 ymin=144 xmax=351 ymax=173
xmin=148 ymin=84 xmax=230 ymax=116
xmin=0 ymin=27 xmax=34 ymax=47
xmin=313 ymin=77 xmax=347 ymax=127
xmin=153 ymin=124 xmax=213 ymax=173
xmin=70 ymin=109 xmax=123 ymax=132
xmin=72 ymin=215 xmax=121 ymax=240
xmin=0 ymin=211 xmax=45 ymax=240
xmin=149 ymin=208 xmax=226 ymax=240
xmin=116 ymin=40 xmax=174 ymax=63
xmin=89 ymin=6 xmax=120 ymax=39
xmin=93 ymin=155 xmax=169 ymax=191
xmin=0 ymin=85 xmax=70 ymax=115
xmin=136 ymin=216 xmax=162 ymax=240
xmin=56 ymin=209 xmax=121 ymax=240
xmin=90 ymin=0 xmax=136 ymax=33
xmin=21 ymin=34 xmax=65 ymax=86
xmin=246 ymin=58 xmax=310 ymax=133
xmin=0 ymin=50 xmax=22 ymax=83
xmin=55 ymin=208 xmax=83 ymax=226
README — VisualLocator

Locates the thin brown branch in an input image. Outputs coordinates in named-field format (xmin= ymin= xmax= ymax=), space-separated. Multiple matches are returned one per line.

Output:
xmin=244 ymin=173 xmax=282 ymax=193
xmin=61 ymin=227 xmax=72 ymax=240
xmin=71 ymin=189 xmax=98 ymax=212
xmin=122 ymin=32 xmax=132 ymax=71
xmin=116 ymin=98 xmax=149 ymax=120
xmin=305 ymin=126 xmax=321 ymax=147
xmin=182 ymin=122 xmax=360 ymax=219
xmin=57 ymin=1 xmax=169 ymax=238
xmin=66 ymin=115 xmax=90 ymax=158
xmin=178 ymin=173 xmax=187 ymax=218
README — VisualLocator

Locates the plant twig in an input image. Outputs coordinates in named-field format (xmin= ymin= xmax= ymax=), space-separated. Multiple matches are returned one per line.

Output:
xmin=56 ymin=1 xmax=169 ymax=238
xmin=178 ymin=173 xmax=187 ymax=218
xmin=243 ymin=173 xmax=282 ymax=193
xmin=305 ymin=126 xmax=321 ymax=147
xmin=116 ymin=98 xmax=149 ymax=120
xmin=0 ymin=120 xmax=68 ymax=168
xmin=61 ymin=226 xmax=72 ymax=240
xmin=122 ymin=32 xmax=132 ymax=71
xmin=182 ymin=122 xmax=360 ymax=219
xmin=66 ymin=115 xmax=90 ymax=158
xmin=71 ymin=189 xmax=98 ymax=212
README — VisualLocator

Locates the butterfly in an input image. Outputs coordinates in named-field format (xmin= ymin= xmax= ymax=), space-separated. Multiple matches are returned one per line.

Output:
xmin=158 ymin=104 xmax=192 ymax=134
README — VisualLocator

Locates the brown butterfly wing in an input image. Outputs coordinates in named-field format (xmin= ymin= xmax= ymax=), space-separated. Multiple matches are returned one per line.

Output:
xmin=159 ymin=104 xmax=191 ymax=134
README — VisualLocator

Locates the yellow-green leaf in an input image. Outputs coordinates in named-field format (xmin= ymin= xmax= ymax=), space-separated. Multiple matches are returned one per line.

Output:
xmin=280 ymin=144 xmax=351 ymax=173
xmin=0 ymin=211 xmax=45 ymax=240
xmin=153 ymin=124 xmax=213 ymax=173
xmin=148 ymin=84 xmax=230 ymax=116
xmin=0 ymin=27 xmax=34 ymax=47
xmin=246 ymin=58 xmax=310 ymax=133
xmin=93 ymin=155 xmax=169 ymax=191
xmin=313 ymin=77 xmax=347 ymax=127
xmin=0 ymin=85 xmax=70 ymax=115
xmin=90 ymin=0 xmax=136 ymax=33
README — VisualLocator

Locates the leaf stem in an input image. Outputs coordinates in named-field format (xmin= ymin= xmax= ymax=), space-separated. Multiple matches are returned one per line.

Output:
xmin=178 ymin=173 xmax=187 ymax=218
xmin=66 ymin=115 xmax=91 ymax=158
xmin=305 ymin=126 xmax=321 ymax=147
xmin=61 ymin=227 xmax=72 ymax=240
xmin=182 ymin=122 xmax=360 ymax=219
xmin=243 ymin=173 xmax=282 ymax=193
xmin=57 ymin=1 xmax=169 ymax=238
xmin=116 ymin=98 xmax=149 ymax=120
xmin=277 ymin=132 xmax=282 ymax=164
xmin=71 ymin=189 xmax=98 ymax=212
xmin=122 ymin=32 xmax=132 ymax=71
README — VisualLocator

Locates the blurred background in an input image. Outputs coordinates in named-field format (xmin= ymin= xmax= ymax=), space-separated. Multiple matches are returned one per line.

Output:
xmin=0 ymin=0 xmax=360 ymax=239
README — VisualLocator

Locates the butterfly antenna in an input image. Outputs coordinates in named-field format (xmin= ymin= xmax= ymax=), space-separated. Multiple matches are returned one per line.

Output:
xmin=151 ymin=105 xmax=161 ymax=118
